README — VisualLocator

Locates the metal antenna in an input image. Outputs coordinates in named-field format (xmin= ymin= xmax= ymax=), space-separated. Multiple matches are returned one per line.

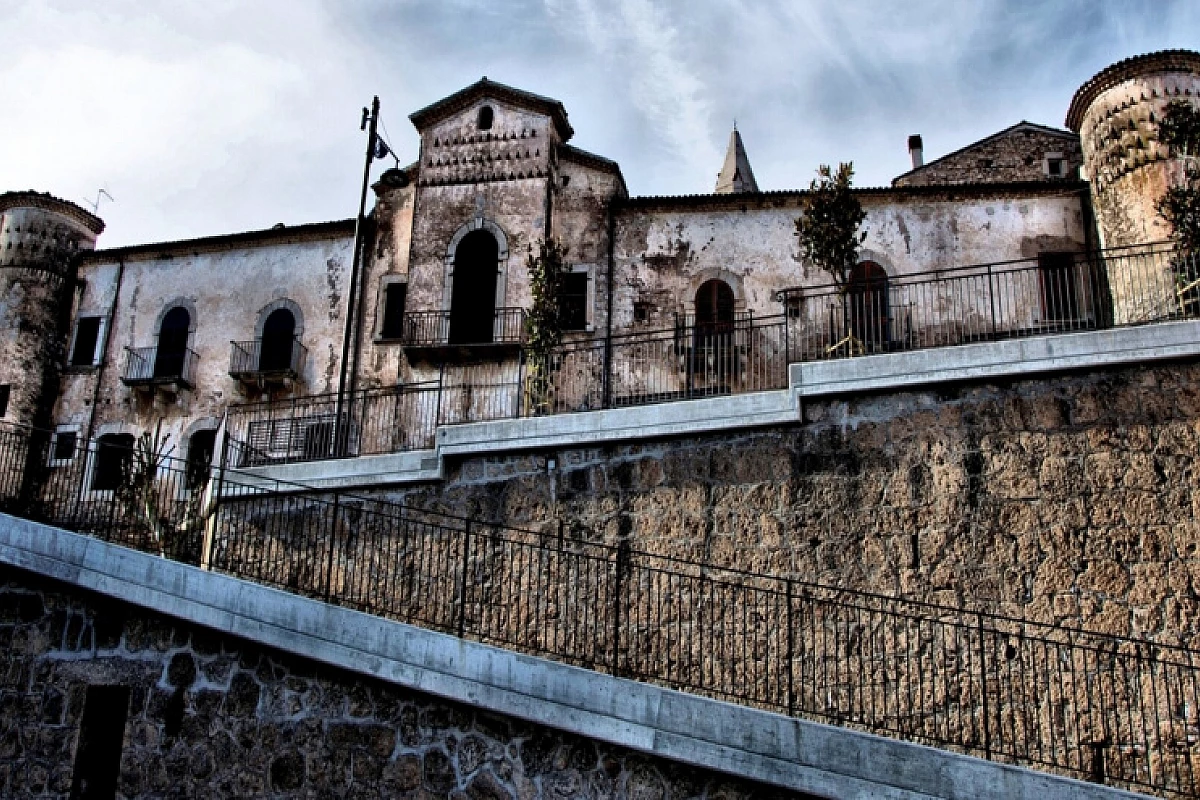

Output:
xmin=83 ymin=189 xmax=114 ymax=215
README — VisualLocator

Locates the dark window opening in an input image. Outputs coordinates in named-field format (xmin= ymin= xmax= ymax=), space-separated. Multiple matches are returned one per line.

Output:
xmin=380 ymin=282 xmax=407 ymax=339
xmin=71 ymin=317 xmax=103 ymax=366
xmin=92 ymin=433 xmax=134 ymax=492
xmin=559 ymin=272 xmax=589 ymax=331
xmin=785 ymin=295 xmax=803 ymax=319
xmin=848 ymin=261 xmax=890 ymax=352
xmin=633 ymin=301 xmax=653 ymax=323
xmin=448 ymin=230 xmax=499 ymax=345
xmin=53 ymin=431 xmax=78 ymax=462
xmin=153 ymin=306 xmax=190 ymax=379
xmin=185 ymin=429 xmax=217 ymax=490
xmin=692 ymin=280 xmax=737 ymax=380
xmin=477 ymin=106 xmax=494 ymax=130
xmin=1039 ymin=251 xmax=1081 ymax=322
xmin=70 ymin=684 xmax=130 ymax=800
xmin=259 ymin=308 xmax=296 ymax=372
xmin=0 ymin=385 xmax=9 ymax=418
xmin=1047 ymin=158 xmax=1064 ymax=177
xmin=694 ymin=279 xmax=735 ymax=332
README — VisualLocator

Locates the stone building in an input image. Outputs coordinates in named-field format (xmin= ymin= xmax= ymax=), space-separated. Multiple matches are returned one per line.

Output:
xmin=2 ymin=48 xmax=1200 ymax=798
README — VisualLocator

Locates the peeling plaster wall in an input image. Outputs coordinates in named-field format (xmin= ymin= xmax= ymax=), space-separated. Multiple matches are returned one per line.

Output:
xmin=612 ymin=191 xmax=1087 ymax=330
xmin=53 ymin=233 xmax=353 ymax=449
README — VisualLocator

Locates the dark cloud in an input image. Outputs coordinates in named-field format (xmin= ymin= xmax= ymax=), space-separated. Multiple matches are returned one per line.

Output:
xmin=1 ymin=0 xmax=1196 ymax=246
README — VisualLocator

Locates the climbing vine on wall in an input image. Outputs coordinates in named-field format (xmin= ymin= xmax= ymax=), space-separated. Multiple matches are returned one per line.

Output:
xmin=524 ymin=238 xmax=570 ymax=414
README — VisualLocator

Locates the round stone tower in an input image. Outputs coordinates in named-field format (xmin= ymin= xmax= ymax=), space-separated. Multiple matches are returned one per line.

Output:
xmin=0 ymin=192 xmax=104 ymax=429
xmin=1067 ymin=49 xmax=1200 ymax=249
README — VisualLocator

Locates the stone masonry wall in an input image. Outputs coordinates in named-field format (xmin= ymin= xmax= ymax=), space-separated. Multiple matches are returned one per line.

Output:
xmin=376 ymin=360 xmax=1200 ymax=649
xmin=0 ymin=564 xmax=805 ymax=800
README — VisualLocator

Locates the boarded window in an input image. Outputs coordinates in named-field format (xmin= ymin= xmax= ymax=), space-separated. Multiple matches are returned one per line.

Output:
xmin=71 ymin=317 xmax=103 ymax=366
xmin=70 ymin=684 xmax=131 ymax=800
xmin=559 ymin=272 xmax=589 ymax=330
xmin=380 ymin=282 xmax=407 ymax=339
xmin=92 ymin=433 xmax=134 ymax=492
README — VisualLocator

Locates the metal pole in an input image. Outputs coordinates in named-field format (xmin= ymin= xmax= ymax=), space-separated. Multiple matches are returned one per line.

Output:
xmin=325 ymin=492 xmax=341 ymax=602
xmin=335 ymin=96 xmax=380 ymax=457
xmin=611 ymin=539 xmax=630 ymax=677
xmin=987 ymin=263 xmax=998 ymax=340
xmin=457 ymin=519 xmax=472 ymax=638
xmin=977 ymin=612 xmax=992 ymax=761
xmin=786 ymin=578 xmax=795 ymax=717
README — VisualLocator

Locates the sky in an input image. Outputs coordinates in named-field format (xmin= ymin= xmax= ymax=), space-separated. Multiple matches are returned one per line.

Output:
xmin=1 ymin=0 xmax=1197 ymax=248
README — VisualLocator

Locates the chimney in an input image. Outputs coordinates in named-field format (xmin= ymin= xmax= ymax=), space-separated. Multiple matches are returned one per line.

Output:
xmin=908 ymin=134 xmax=924 ymax=169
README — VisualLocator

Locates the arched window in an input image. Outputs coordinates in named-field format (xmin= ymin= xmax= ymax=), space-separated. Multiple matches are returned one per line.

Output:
xmin=185 ymin=429 xmax=218 ymax=490
xmin=848 ymin=261 xmax=890 ymax=352
xmin=477 ymin=106 xmax=494 ymax=130
xmin=692 ymin=279 xmax=738 ymax=386
xmin=694 ymin=279 xmax=735 ymax=332
xmin=448 ymin=229 xmax=499 ymax=344
xmin=259 ymin=308 xmax=296 ymax=372
xmin=153 ymin=306 xmax=191 ymax=379
xmin=92 ymin=433 xmax=134 ymax=491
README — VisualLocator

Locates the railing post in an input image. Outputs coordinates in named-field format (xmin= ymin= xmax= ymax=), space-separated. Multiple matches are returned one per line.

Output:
xmin=987 ymin=263 xmax=998 ymax=340
xmin=325 ymin=492 xmax=341 ymax=602
xmin=434 ymin=363 xmax=445 ymax=428
xmin=786 ymin=578 xmax=795 ymax=717
xmin=457 ymin=519 xmax=472 ymax=638
xmin=977 ymin=611 xmax=992 ymax=761
xmin=611 ymin=539 xmax=630 ymax=677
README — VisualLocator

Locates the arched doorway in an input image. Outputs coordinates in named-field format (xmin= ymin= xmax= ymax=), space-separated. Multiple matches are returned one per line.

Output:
xmin=848 ymin=261 xmax=889 ymax=352
xmin=153 ymin=306 xmax=190 ymax=378
xmin=448 ymin=229 xmax=499 ymax=345
xmin=692 ymin=279 xmax=737 ymax=387
xmin=259 ymin=308 xmax=296 ymax=372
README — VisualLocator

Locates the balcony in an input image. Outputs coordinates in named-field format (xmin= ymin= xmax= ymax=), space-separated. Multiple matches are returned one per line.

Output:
xmin=400 ymin=307 xmax=527 ymax=361
xmin=229 ymin=336 xmax=307 ymax=390
xmin=122 ymin=345 xmax=198 ymax=393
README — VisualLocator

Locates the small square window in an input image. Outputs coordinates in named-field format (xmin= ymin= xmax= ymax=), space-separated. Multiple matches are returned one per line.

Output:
xmin=52 ymin=431 xmax=78 ymax=463
xmin=633 ymin=301 xmax=654 ymax=323
xmin=1047 ymin=158 xmax=1063 ymax=177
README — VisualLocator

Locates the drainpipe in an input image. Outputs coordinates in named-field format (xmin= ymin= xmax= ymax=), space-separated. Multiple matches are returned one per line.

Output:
xmin=603 ymin=201 xmax=616 ymax=408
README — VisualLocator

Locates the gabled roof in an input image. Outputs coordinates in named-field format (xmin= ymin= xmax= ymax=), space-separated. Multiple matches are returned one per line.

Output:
xmin=1067 ymin=49 xmax=1200 ymax=131
xmin=409 ymin=78 xmax=574 ymax=141
xmin=891 ymin=121 xmax=1078 ymax=185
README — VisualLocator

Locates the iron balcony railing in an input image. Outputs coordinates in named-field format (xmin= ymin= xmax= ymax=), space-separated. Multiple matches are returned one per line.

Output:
xmin=229 ymin=336 xmax=307 ymax=381
xmin=400 ymin=307 xmax=527 ymax=347
xmin=121 ymin=344 xmax=198 ymax=389
xmin=1 ymin=418 xmax=1197 ymax=798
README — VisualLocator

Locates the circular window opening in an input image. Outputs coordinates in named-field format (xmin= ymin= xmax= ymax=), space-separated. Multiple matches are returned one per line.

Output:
xmin=477 ymin=106 xmax=494 ymax=130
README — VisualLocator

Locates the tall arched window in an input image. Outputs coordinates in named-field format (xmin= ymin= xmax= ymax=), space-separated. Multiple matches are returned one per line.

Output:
xmin=185 ymin=429 xmax=218 ymax=490
xmin=848 ymin=261 xmax=890 ymax=352
xmin=153 ymin=306 xmax=191 ymax=378
xmin=448 ymin=229 xmax=499 ymax=344
xmin=259 ymin=308 xmax=296 ymax=372
xmin=692 ymin=279 xmax=737 ymax=386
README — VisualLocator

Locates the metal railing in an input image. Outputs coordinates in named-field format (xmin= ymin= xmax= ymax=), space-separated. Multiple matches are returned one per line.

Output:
xmin=229 ymin=336 xmax=307 ymax=380
xmin=121 ymin=344 xmax=199 ymax=388
xmin=401 ymin=307 xmax=527 ymax=347
xmin=776 ymin=243 xmax=1196 ymax=362
xmin=1 ymin=419 xmax=1196 ymax=797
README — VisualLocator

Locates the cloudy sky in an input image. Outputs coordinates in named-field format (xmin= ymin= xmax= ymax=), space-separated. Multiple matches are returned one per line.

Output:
xmin=2 ymin=0 xmax=1197 ymax=247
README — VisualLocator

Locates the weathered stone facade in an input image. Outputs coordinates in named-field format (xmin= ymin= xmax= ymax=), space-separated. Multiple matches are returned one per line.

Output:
xmin=892 ymin=123 xmax=1084 ymax=188
xmin=364 ymin=359 xmax=1200 ymax=649
xmin=0 ymin=564 xmax=804 ymax=799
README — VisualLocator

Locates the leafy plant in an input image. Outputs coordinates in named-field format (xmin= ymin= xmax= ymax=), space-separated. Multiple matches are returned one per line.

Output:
xmin=1155 ymin=100 xmax=1200 ymax=314
xmin=524 ymin=238 xmax=570 ymax=414
xmin=794 ymin=162 xmax=868 ymax=293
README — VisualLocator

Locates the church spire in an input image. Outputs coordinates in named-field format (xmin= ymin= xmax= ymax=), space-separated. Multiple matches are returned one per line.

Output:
xmin=715 ymin=125 xmax=759 ymax=194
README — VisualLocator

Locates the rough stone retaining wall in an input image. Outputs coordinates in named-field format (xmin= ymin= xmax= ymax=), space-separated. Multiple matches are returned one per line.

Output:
xmin=375 ymin=360 xmax=1200 ymax=648
xmin=0 ymin=563 xmax=802 ymax=799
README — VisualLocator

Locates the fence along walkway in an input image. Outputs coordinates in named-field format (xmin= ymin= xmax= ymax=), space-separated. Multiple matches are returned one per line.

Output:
xmin=0 ymin=421 xmax=1196 ymax=797
xmin=224 ymin=242 xmax=1198 ymax=467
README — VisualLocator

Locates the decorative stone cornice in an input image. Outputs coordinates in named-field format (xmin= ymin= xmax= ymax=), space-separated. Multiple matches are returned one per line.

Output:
xmin=1067 ymin=49 xmax=1200 ymax=131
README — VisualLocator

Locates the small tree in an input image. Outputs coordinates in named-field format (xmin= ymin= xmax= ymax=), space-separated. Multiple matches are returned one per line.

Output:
xmin=795 ymin=162 xmax=868 ymax=353
xmin=1157 ymin=99 xmax=1200 ymax=253
xmin=116 ymin=423 xmax=173 ymax=555
xmin=524 ymin=238 xmax=570 ymax=414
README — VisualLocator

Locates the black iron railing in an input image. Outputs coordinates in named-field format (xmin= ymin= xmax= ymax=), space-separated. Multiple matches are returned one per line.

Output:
xmin=0 ymin=419 xmax=1196 ymax=797
xmin=401 ymin=308 xmax=527 ymax=347
xmin=229 ymin=336 xmax=307 ymax=380
xmin=121 ymin=344 xmax=199 ymax=389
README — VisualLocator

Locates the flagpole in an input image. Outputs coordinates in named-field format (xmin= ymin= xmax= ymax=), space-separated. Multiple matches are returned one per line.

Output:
xmin=334 ymin=95 xmax=380 ymax=457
